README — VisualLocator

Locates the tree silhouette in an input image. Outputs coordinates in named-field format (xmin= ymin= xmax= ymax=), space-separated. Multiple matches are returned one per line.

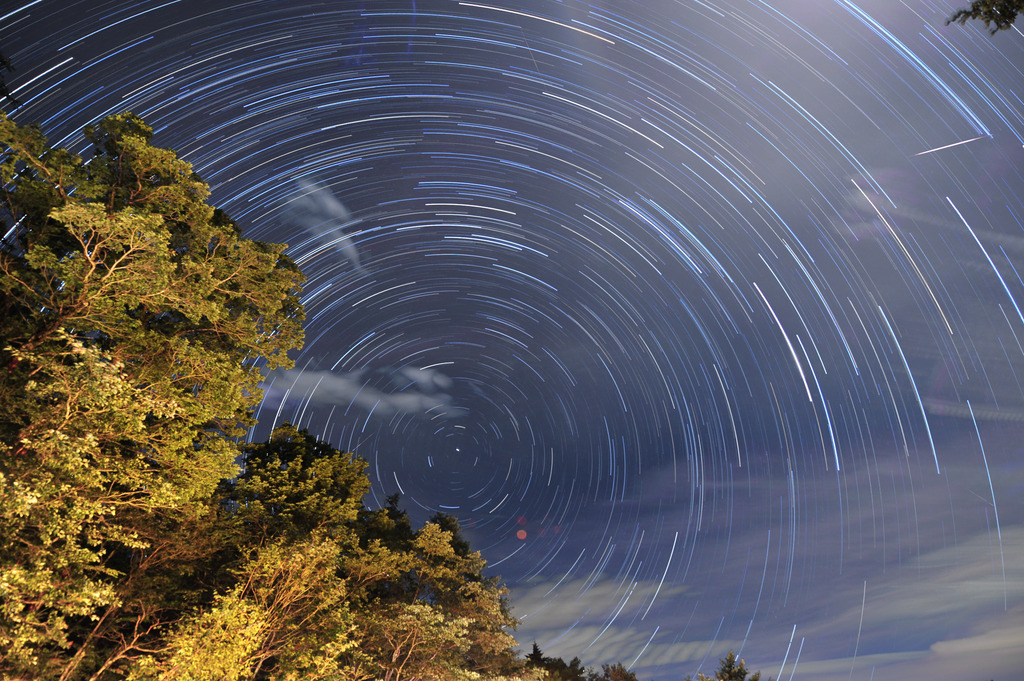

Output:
xmin=0 ymin=51 xmax=17 ymax=107
xmin=947 ymin=0 xmax=1024 ymax=33
xmin=684 ymin=651 xmax=768 ymax=681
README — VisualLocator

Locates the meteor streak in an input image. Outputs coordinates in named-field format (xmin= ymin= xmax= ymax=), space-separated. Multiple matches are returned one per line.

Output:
xmin=913 ymin=134 xmax=988 ymax=156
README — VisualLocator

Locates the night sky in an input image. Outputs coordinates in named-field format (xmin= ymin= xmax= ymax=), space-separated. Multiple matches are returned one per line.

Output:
xmin=5 ymin=1 xmax=1024 ymax=679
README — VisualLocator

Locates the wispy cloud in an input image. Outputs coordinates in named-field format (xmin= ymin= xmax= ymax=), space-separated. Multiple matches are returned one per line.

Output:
xmin=284 ymin=177 xmax=367 ymax=274
xmin=260 ymin=365 xmax=464 ymax=421
xmin=511 ymin=575 xmax=695 ymax=666
xmin=507 ymin=429 xmax=1024 ymax=681
xmin=782 ymin=611 xmax=1024 ymax=681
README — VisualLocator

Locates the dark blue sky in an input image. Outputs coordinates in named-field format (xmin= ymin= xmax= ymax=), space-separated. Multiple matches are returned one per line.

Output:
xmin=5 ymin=1 xmax=1023 ymax=679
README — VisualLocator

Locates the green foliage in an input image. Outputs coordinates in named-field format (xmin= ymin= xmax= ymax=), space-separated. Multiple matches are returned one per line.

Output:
xmin=127 ymin=535 xmax=360 ymax=680
xmin=525 ymin=644 xmax=639 ymax=681
xmin=126 ymin=593 xmax=269 ymax=681
xmin=224 ymin=423 xmax=370 ymax=542
xmin=0 ymin=111 xmax=303 ymax=679
xmin=154 ymin=422 xmax=523 ymax=681
xmin=683 ymin=651 xmax=767 ymax=681
xmin=947 ymin=0 xmax=1024 ymax=33
xmin=342 ymin=494 xmax=522 ymax=680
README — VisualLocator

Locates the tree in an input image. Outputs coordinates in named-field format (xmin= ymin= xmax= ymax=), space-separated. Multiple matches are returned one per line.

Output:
xmin=125 ymin=535 xmax=361 ymax=681
xmin=524 ymin=643 xmax=589 ymax=681
xmin=0 ymin=51 xmax=17 ymax=107
xmin=947 ymin=0 xmax=1024 ymax=33
xmin=526 ymin=642 xmax=546 ymax=667
xmin=588 ymin=663 xmax=639 ymax=681
xmin=220 ymin=424 xmax=524 ymax=681
xmin=0 ymin=111 xmax=303 ymax=679
xmin=525 ymin=643 xmax=644 ymax=681
xmin=347 ymin=502 xmax=523 ymax=680
xmin=683 ymin=651 xmax=767 ymax=681
xmin=223 ymin=422 xmax=370 ymax=542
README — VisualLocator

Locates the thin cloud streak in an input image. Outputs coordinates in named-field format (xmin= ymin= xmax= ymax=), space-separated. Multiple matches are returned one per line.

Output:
xmin=260 ymin=366 xmax=464 ymax=422
xmin=285 ymin=178 xmax=367 ymax=274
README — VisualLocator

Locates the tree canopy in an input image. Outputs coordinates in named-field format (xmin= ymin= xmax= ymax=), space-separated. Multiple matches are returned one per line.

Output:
xmin=683 ymin=651 xmax=767 ymax=681
xmin=0 ymin=110 xmax=305 ymax=679
xmin=947 ymin=0 xmax=1024 ymax=33
xmin=0 ymin=110 xmax=532 ymax=680
xmin=524 ymin=643 xmax=640 ymax=681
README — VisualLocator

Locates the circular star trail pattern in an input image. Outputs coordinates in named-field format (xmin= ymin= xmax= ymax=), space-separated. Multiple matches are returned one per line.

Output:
xmin=6 ymin=1 xmax=1024 ymax=679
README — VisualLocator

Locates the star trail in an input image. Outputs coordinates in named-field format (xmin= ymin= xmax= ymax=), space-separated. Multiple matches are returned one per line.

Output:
xmin=5 ymin=1 xmax=1023 ymax=679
